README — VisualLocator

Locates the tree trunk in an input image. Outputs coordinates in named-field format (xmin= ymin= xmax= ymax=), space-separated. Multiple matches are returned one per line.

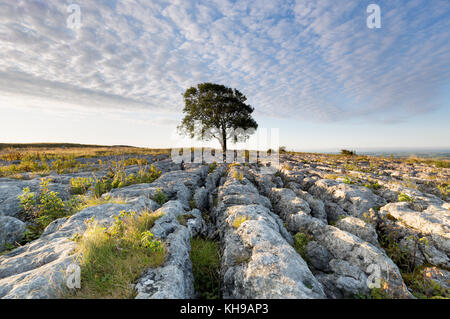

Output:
xmin=222 ymin=127 xmax=227 ymax=162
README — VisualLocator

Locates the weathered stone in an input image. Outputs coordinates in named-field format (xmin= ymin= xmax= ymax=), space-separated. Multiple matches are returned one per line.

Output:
xmin=135 ymin=201 xmax=205 ymax=299
xmin=335 ymin=216 xmax=379 ymax=247
xmin=308 ymin=179 xmax=386 ymax=218
xmin=0 ymin=198 xmax=152 ymax=298
xmin=379 ymin=202 xmax=450 ymax=268
xmin=0 ymin=216 xmax=26 ymax=252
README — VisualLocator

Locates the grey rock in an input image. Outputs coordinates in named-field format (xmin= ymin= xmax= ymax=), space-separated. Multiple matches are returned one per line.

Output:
xmin=135 ymin=201 xmax=205 ymax=299
xmin=0 ymin=216 xmax=26 ymax=252
xmin=305 ymin=241 xmax=331 ymax=272
xmin=335 ymin=216 xmax=379 ymax=247
xmin=0 ymin=195 xmax=155 ymax=299
xmin=220 ymin=205 xmax=325 ymax=299
xmin=380 ymin=202 xmax=450 ymax=268
xmin=308 ymin=179 xmax=386 ymax=218
xmin=193 ymin=187 xmax=208 ymax=211
xmin=216 ymin=171 xmax=325 ymax=299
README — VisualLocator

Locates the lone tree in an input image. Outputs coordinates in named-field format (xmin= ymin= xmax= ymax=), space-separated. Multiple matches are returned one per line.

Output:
xmin=178 ymin=83 xmax=258 ymax=155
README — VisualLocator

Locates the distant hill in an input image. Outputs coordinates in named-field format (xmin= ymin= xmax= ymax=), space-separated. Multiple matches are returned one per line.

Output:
xmin=0 ymin=143 xmax=136 ymax=150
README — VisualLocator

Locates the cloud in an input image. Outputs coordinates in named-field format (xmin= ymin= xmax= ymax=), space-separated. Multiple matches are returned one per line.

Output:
xmin=0 ymin=0 xmax=448 ymax=126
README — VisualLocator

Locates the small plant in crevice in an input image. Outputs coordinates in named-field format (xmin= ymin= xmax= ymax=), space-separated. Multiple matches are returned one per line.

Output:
xmin=190 ymin=237 xmax=221 ymax=299
xmin=402 ymin=266 xmax=450 ymax=299
xmin=293 ymin=232 xmax=313 ymax=262
xmin=208 ymin=162 xmax=217 ymax=173
xmin=153 ymin=188 xmax=168 ymax=206
xmin=375 ymin=217 xmax=448 ymax=298
xmin=177 ymin=214 xmax=195 ymax=226
xmin=70 ymin=177 xmax=94 ymax=195
xmin=363 ymin=178 xmax=381 ymax=190
xmin=343 ymin=175 xmax=356 ymax=185
xmin=398 ymin=193 xmax=413 ymax=202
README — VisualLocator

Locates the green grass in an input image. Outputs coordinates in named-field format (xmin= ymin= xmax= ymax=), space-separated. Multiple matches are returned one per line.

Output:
xmin=398 ymin=193 xmax=413 ymax=202
xmin=92 ymin=163 xmax=162 ymax=198
xmin=208 ymin=162 xmax=217 ymax=173
xmin=293 ymin=232 xmax=313 ymax=262
xmin=364 ymin=178 xmax=382 ymax=190
xmin=16 ymin=179 xmax=128 ymax=247
xmin=70 ymin=177 xmax=94 ymax=195
xmin=66 ymin=210 xmax=165 ymax=299
xmin=0 ymin=144 xmax=169 ymax=178
xmin=153 ymin=188 xmax=168 ymax=206
xmin=190 ymin=238 xmax=221 ymax=299
xmin=402 ymin=266 xmax=450 ymax=299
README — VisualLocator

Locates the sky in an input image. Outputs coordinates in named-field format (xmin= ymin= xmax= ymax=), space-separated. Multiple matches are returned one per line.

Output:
xmin=0 ymin=0 xmax=449 ymax=152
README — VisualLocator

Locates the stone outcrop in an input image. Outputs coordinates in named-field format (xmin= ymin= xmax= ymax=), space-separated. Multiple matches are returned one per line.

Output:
xmin=215 ymin=167 xmax=326 ymax=299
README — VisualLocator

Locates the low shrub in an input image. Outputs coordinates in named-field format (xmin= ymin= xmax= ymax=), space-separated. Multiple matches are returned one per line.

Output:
xmin=70 ymin=177 xmax=94 ymax=195
xmin=18 ymin=178 xmax=69 ymax=231
xmin=341 ymin=149 xmax=356 ymax=156
xmin=153 ymin=188 xmax=168 ymax=206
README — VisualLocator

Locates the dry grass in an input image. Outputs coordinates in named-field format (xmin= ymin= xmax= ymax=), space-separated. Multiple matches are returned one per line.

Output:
xmin=0 ymin=144 xmax=170 ymax=161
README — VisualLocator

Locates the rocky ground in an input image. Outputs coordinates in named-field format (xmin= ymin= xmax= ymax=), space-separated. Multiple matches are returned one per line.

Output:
xmin=0 ymin=151 xmax=448 ymax=299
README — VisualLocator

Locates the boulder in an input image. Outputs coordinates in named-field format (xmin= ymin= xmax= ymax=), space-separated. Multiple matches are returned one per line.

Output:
xmin=0 ymin=216 xmax=26 ymax=252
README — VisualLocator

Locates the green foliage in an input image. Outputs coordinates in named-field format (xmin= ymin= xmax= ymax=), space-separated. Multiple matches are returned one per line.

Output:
xmin=70 ymin=177 xmax=94 ymax=195
xmin=190 ymin=238 xmax=221 ymax=299
xmin=343 ymin=175 xmax=356 ymax=185
xmin=18 ymin=178 xmax=69 ymax=231
xmin=178 ymin=83 xmax=258 ymax=153
xmin=189 ymin=199 xmax=196 ymax=210
xmin=341 ymin=149 xmax=356 ymax=156
xmin=436 ymin=182 xmax=449 ymax=200
xmin=433 ymin=160 xmax=450 ymax=168
xmin=364 ymin=178 xmax=381 ymax=190
xmin=208 ymin=162 xmax=217 ymax=173
xmin=67 ymin=210 xmax=165 ymax=298
xmin=378 ymin=232 xmax=411 ymax=272
xmin=153 ymin=188 xmax=168 ymax=206
xmin=92 ymin=163 xmax=162 ymax=198
xmin=398 ymin=193 xmax=413 ymax=202
xmin=402 ymin=266 xmax=450 ymax=299
xmin=293 ymin=232 xmax=313 ymax=262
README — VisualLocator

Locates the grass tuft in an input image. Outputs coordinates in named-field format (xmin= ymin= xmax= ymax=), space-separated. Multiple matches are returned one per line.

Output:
xmin=190 ymin=238 xmax=221 ymax=299
xmin=66 ymin=210 xmax=165 ymax=299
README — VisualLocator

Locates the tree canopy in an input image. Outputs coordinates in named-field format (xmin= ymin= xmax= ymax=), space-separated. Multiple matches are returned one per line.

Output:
xmin=178 ymin=83 xmax=258 ymax=154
